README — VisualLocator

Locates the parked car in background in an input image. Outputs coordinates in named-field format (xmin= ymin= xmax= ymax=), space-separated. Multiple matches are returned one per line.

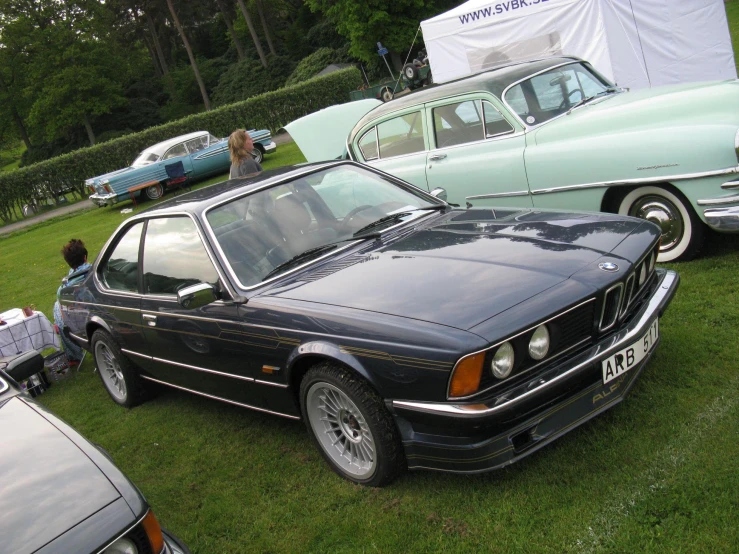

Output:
xmin=60 ymin=161 xmax=678 ymax=486
xmin=287 ymin=56 xmax=739 ymax=261
xmin=0 ymin=365 xmax=189 ymax=554
xmin=87 ymin=129 xmax=275 ymax=207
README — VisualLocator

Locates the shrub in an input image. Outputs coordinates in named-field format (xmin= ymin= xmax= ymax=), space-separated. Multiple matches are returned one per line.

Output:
xmin=285 ymin=46 xmax=353 ymax=87
xmin=0 ymin=67 xmax=363 ymax=223
xmin=212 ymin=55 xmax=296 ymax=107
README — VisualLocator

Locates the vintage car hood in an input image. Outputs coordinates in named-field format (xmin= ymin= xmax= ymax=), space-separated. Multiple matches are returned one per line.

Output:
xmin=533 ymin=80 xmax=739 ymax=144
xmin=272 ymin=209 xmax=645 ymax=330
xmin=285 ymin=99 xmax=382 ymax=162
xmin=0 ymin=397 xmax=123 ymax=554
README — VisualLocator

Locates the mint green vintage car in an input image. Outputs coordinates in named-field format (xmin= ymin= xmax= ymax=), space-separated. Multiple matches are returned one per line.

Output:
xmin=286 ymin=57 xmax=739 ymax=261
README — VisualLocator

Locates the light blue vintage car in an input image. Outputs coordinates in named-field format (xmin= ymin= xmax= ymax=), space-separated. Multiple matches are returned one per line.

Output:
xmin=287 ymin=57 xmax=739 ymax=261
xmin=87 ymin=129 xmax=276 ymax=206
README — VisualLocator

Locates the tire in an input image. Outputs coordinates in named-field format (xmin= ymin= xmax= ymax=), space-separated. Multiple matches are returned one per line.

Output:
xmin=380 ymin=87 xmax=394 ymax=102
xmin=403 ymin=63 xmax=419 ymax=81
xmin=144 ymin=182 xmax=164 ymax=201
xmin=91 ymin=329 xmax=146 ymax=407
xmin=617 ymin=186 xmax=704 ymax=262
xmin=300 ymin=361 xmax=405 ymax=487
xmin=251 ymin=146 xmax=264 ymax=164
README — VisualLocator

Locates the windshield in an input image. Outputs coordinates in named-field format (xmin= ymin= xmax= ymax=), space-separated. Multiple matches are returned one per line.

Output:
xmin=206 ymin=165 xmax=438 ymax=287
xmin=132 ymin=150 xmax=160 ymax=168
xmin=504 ymin=62 xmax=614 ymax=126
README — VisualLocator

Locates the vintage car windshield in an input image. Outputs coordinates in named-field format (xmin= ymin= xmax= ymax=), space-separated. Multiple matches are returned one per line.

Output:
xmin=206 ymin=165 xmax=437 ymax=287
xmin=504 ymin=62 xmax=614 ymax=126
xmin=132 ymin=151 xmax=160 ymax=168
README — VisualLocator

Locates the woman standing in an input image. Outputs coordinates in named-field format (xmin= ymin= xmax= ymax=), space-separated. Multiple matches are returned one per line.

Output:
xmin=228 ymin=129 xmax=263 ymax=178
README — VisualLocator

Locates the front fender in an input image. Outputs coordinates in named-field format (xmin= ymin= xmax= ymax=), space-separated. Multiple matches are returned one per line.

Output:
xmin=285 ymin=340 xmax=380 ymax=391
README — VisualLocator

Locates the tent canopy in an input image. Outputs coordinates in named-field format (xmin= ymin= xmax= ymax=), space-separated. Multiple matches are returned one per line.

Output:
xmin=420 ymin=0 xmax=736 ymax=90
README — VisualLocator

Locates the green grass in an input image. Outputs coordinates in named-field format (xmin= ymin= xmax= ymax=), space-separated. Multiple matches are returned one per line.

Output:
xmin=728 ymin=0 xmax=739 ymax=73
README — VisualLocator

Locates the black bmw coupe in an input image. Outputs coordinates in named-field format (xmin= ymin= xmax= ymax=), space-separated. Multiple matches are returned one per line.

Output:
xmin=59 ymin=161 xmax=678 ymax=486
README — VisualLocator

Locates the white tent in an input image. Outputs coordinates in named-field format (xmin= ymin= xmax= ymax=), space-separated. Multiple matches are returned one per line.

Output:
xmin=420 ymin=0 xmax=736 ymax=90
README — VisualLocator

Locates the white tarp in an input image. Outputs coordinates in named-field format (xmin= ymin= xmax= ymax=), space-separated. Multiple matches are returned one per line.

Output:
xmin=420 ymin=0 xmax=736 ymax=90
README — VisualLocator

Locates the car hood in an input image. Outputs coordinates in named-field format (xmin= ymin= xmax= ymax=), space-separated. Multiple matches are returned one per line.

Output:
xmin=285 ymin=99 xmax=382 ymax=162
xmin=271 ymin=209 xmax=646 ymax=330
xmin=0 ymin=397 xmax=123 ymax=554
xmin=533 ymin=80 xmax=739 ymax=144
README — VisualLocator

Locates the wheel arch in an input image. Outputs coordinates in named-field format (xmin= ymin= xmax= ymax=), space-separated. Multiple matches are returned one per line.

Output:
xmin=253 ymin=142 xmax=266 ymax=153
xmin=86 ymin=316 xmax=113 ymax=346
xmin=600 ymin=181 xmax=690 ymax=213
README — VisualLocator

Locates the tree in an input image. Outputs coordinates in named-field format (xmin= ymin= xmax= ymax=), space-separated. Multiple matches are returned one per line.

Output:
xmin=215 ymin=0 xmax=245 ymax=60
xmin=236 ymin=0 xmax=267 ymax=67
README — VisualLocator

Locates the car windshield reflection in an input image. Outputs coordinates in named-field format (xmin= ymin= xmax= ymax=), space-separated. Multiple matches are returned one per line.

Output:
xmin=206 ymin=165 xmax=437 ymax=288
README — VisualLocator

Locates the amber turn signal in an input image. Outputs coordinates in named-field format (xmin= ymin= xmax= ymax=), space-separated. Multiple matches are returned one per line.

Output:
xmin=142 ymin=510 xmax=165 ymax=554
xmin=449 ymin=352 xmax=485 ymax=398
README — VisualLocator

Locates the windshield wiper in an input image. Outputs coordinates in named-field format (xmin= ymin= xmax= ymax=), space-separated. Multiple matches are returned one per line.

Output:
xmin=567 ymin=87 xmax=620 ymax=113
xmin=352 ymin=205 xmax=447 ymax=237
xmin=262 ymin=233 xmax=381 ymax=281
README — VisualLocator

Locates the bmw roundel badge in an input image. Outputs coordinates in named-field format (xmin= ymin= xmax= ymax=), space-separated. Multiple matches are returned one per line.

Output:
xmin=599 ymin=262 xmax=619 ymax=272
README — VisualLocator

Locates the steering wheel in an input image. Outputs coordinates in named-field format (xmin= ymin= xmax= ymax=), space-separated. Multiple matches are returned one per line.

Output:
xmin=558 ymin=89 xmax=583 ymax=111
xmin=339 ymin=204 xmax=374 ymax=232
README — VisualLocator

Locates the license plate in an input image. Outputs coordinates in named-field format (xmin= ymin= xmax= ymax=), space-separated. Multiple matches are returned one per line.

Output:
xmin=602 ymin=318 xmax=659 ymax=384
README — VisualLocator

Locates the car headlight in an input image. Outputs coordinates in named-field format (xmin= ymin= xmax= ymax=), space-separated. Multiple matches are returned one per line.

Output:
xmin=528 ymin=325 xmax=550 ymax=360
xmin=491 ymin=342 xmax=514 ymax=379
xmin=102 ymin=538 xmax=138 ymax=554
xmin=638 ymin=261 xmax=647 ymax=286
xmin=648 ymin=252 xmax=655 ymax=273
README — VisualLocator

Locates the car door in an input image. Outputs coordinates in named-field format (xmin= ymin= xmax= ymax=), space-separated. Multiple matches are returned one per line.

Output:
xmin=355 ymin=109 xmax=430 ymax=190
xmin=186 ymin=134 xmax=229 ymax=179
xmin=137 ymin=215 xmax=270 ymax=410
xmin=159 ymin=141 xmax=194 ymax=175
xmin=424 ymin=95 xmax=532 ymax=208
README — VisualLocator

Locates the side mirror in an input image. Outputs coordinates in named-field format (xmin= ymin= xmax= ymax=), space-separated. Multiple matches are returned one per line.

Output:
xmin=430 ymin=188 xmax=448 ymax=202
xmin=177 ymin=283 xmax=217 ymax=310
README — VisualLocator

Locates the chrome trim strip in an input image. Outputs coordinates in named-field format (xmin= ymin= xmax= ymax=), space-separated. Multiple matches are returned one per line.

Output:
xmin=431 ymin=130 xmax=525 ymax=153
xmin=254 ymin=379 xmax=289 ymax=388
xmin=704 ymin=206 xmax=739 ymax=232
xmin=95 ymin=511 xmax=149 ymax=554
xmin=139 ymin=375 xmax=300 ymax=420
xmin=720 ymin=180 xmax=739 ymax=190
xmin=396 ymin=270 xmax=678 ymax=418
xmin=151 ymin=357 xmax=255 ymax=382
xmin=121 ymin=348 xmax=151 ymax=360
xmin=69 ymin=332 xmax=89 ymax=345
xmin=696 ymin=193 xmax=739 ymax=206
xmin=60 ymin=300 xmax=143 ymax=312
xmin=447 ymin=298 xmax=596 ymax=399
xmin=599 ymin=282 xmax=624 ymax=331
xmin=0 ymin=377 xmax=9 ymax=394
xmin=466 ymin=190 xmax=530 ymax=200
xmin=532 ymin=166 xmax=739 ymax=195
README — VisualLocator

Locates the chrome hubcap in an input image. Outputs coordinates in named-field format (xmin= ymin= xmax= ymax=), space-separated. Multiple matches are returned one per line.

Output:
xmin=146 ymin=184 xmax=162 ymax=199
xmin=95 ymin=342 xmax=127 ymax=401
xmin=306 ymin=382 xmax=376 ymax=478
xmin=630 ymin=195 xmax=684 ymax=251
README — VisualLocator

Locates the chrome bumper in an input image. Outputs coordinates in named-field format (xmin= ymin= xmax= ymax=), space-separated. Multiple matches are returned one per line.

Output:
xmin=89 ymin=192 xmax=118 ymax=207
xmin=704 ymin=206 xmax=739 ymax=232
xmin=263 ymin=140 xmax=277 ymax=152
xmin=393 ymin=269 xmax=679 ymax=419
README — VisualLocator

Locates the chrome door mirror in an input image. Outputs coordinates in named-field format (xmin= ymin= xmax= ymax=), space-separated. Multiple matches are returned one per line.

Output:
xmin=177 ymin=283 xmax=217 ymax=309
xmin=430 ymin=188 xmax=448 ymax=202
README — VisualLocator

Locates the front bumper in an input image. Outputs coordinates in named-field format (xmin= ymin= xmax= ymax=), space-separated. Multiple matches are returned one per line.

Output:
xmin=163 ymin=528 xmax=191 ymax=554
xmin=390 ymin=269 xmax=679 ymax=473
xmin=262 ymin=140 xmax=277 ymax=153
xmin=89 ymin=192 xmax=119 ymax=207
xmin=703 ymin=206 xmax=739 ymax=232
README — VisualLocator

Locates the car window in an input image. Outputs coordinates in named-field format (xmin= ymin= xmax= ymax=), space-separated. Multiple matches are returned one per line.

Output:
xmin=358 ymin=128 xmax=378 ymax=161
xmin=100 ymin=222 xmax=144 ymax=292
xmin=143 ymin=217 xmax=219 ymax=295
xmin=433 ymin=100 xmax=484 ymax=148
xmin=207 ymin=165 xmax=436 ymax=288
xmin=162 ymin=143 xmax=188 ymax=161
xmin=504 ymin=62 xmax=611 ymax=125
xmin=482 ymin=101 xmax=514 ymax=138
xmin=377 ymin=112 xmax=425 ymax=159
xmin=208 ymin=134 xmax=219 ymax=145
xmin=132 ymin=151 xmax=159 ymax=168
xmin=185 ymin=136 xmax=208 ymax=154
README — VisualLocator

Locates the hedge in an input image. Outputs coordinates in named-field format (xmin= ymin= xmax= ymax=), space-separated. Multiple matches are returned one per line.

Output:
xmin=0 ymin=67 xmax=363 ymax=223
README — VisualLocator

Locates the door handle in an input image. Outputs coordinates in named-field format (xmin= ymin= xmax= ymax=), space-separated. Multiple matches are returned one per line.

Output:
xmin=429 ymin=153 xmax=447 ymax=161
xmin=142 ymin=314 xmax=157 ymax=327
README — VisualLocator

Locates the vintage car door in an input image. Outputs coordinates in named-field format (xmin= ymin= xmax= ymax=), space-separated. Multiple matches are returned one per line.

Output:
xmin=137 ymin=215 xmax=270 ymax=410
xmin=160 ymin=141 xmax=194 ymax=176
xmin=423 ymin=95 xmax=532 ymax=208
xmin=356 ymin=109 xmax=431 ymax=191
xmin=185 ymin=134 xmax=229 ymax=179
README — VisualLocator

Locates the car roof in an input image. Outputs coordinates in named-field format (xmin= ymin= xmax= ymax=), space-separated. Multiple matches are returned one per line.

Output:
xmin=140 ymin=161 xmax=344 ymax=217
xmin=350 ymin=56 xmax=579 ymax=138
xmin=141 ymin=131 xmax=211 ymax=156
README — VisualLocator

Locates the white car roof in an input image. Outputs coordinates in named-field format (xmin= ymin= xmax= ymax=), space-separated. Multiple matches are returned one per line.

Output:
xmin=142 ymin=131 xmax=211 ymax=157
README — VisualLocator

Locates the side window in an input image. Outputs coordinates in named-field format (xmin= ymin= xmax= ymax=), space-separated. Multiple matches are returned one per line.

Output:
xmin=358 ymin=128 xmax=378 ymax=161
xmin=433 ymin=100 xmax=484 ymax=148
xmin=100 ymin=222 xmax=144 ymax=292
xmin=185 ymin=136 xmax=208 ymax=153
xmin=482 ymin=101 xmax=514 ymax=138
xmin=505 ymin=85 xmax=530 ymax=120
xmin=143 ymin=217 xmax=219 ymax=295
xmin=377 ymin=112 xmax=425 ymax=159
xmin=162 ymin=143 xmax=188 ymax=161
xmin=208 ymin=134 xmax=219 ymax=145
